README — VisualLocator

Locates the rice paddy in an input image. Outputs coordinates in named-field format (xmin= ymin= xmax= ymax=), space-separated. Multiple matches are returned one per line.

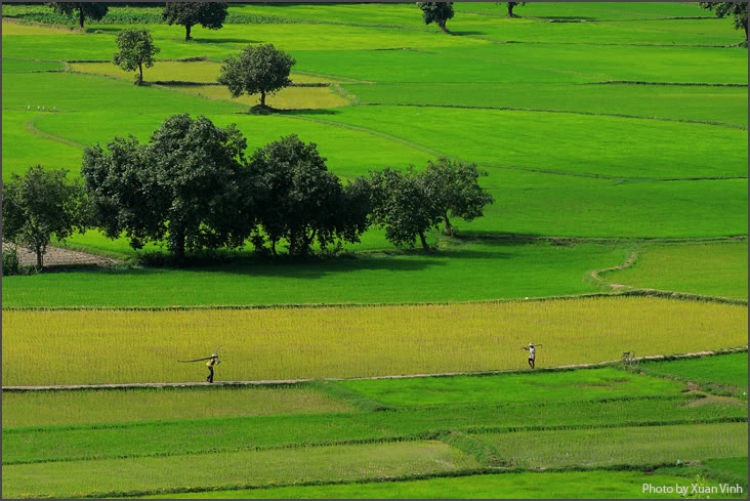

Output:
xmin=1 ymin=1 xmax=747 ymax=498
xmin=3 ymin=297 xmax=746 ymax=386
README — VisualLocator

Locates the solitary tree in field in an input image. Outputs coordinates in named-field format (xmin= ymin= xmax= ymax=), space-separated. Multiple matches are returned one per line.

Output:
xmin=504 ymin=2 xmax=526 ymax=18
xmin=162 ymin=2 xmax=228 ymax=41
xmin=700 ymin=2 xmax=748 ymax=44
xmin=82 ymin=115 xmax=257 ymax=260
xmin=249 ymin=135 xmax=362 ymax=256
xmin=2 ymin=165 xmax=87 ymax=269
xmin=369 ymin=167 xmax=442 ymax=251
xmin=417 ymin=2 xmax=454 ymax=34
xmin=218 ymin=44 xmax=296 ymax=109
xmin=48 ymin=2 xmax=108 ymax=30
xmin=423 ymin=158 xmax=494 ymax=236
xmin=113 ymin=29 xmax=160 ymax=85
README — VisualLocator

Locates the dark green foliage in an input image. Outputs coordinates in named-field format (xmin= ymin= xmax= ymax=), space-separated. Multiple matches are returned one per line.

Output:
xmin=700 ymin=2 xmax=748 ymax=43
xmin=113 ymin=29 xmax=159 ymax=85
xmin=423 ymin=157 xmax=494 ymax=236
xmin=47 ymin=2 xmax=108 ymax=29
xmin=218 ymin=44 xmax=296 ymax=108
xmin=417 ymin=2 xmax=454 ymax=33
xmin=505 ymin=2 xmax=526 ymax=18
xmin=162 ymin=2 xmax=228 ymax=41
xmin=81 ymin=114 xmax=256 ymax=260
xmin=369 ymin=167 xmax=442 ymax=250
xmin=2 ymin=165 xmax=86 ymax=269
xmin=2 ymin=247 xmax=21 ymax=276
xmin=249 ymin=135 xmax=367 ymax=256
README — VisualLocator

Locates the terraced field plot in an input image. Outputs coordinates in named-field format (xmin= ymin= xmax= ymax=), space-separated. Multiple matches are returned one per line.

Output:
xmin=1 ymin=1 xmax=747 ymax=498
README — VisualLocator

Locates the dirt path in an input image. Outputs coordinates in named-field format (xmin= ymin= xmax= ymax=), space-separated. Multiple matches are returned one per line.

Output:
xmin=4 ymin=243 xmax=121 ymax=269
xmin=5 ymin=348 xmax=744 ymax=392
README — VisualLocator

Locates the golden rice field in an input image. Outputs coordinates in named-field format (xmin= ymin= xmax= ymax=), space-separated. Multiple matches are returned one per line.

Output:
xmin=69 ymin=61 xmax=343 ymax=84
xmin=169 ymin=83 xmax=351 ymax=110
xmin=3 ymin=297 xmax=746 ymax=386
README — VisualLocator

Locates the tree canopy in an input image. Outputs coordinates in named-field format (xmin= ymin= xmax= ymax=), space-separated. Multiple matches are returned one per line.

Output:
xmin=113 ymin=29 xmax=160 ymax=85
xmin=700 ymin=2 xmax=748 ymax=43
xmin=369 ymin=167 xmax=442 ymax=250
xmin=2 ymin=165 xmax=87 ymax=269
xmin=218 ymin=44 xmax=296 ymax=108
xmin=162 ymin=2 xmax=228 ymax=41
xmin=48 ymin=2 xmax=108 ymax=29
xmin=249 ymin=135 xmax=367 ymax=256
xmin=81 ymin=114 xmax=256 ymax=260
xmin=423 ymin=157 xmax=494 ymax=237
xmin=417 ymin=2 xmax=454 ymax=33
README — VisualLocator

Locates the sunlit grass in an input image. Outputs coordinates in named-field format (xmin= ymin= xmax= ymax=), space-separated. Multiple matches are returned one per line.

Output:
xmin=476 ymin=422 xmax=748 ymax=468
xmin=2 ymin=386 xmax=353 ymax=428
xmin=69 ymin=61 xmax=344 ymax=84
xmin=1 ymin=440 xmax=479 ymax=499
xmin=170 ymin=84 xmax=351 ymax=110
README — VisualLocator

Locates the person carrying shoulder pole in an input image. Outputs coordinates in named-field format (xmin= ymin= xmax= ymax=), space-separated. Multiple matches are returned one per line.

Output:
xmin=521 ymin=342 xmax=542 ymax=369
xmin=206 ymin=354 xmax=219 ymax=383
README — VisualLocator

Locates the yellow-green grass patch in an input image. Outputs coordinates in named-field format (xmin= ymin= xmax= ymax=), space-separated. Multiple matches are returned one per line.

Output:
xmin=1 ymin=440 xmax=479 ymax=499
xmin=476 ymin=422 xmax=748 ymax=468
xmin=2 ymin=297 xmax=746 ymax=386
xmin=68 ymin=61 xmax=343 ymax=84
xmin=1 ymin=19 xmax=76 ymax=36
xmin=169 ymin=84 xmax=351 ymax=110
xmin=2 ymin=386 xmax=352 ymax=428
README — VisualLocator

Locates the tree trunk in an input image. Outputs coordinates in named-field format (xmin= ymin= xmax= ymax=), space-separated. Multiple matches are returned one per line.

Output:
xmin=137 ymin=62 xmax=143 ymax=85
xmin=508 ymin=3 xmax=515 ymax=18
xmin=260 ymin=91 xmax=266 ymax=107
xmin=36 ymin=245 xmax=43 ymax=270
xmin=185 ymin=24 xmax=192 ymax=41
xmin=443 ymin=212 xmax=452 ymax=236
xmin=419 ymin=231 xmax=428 ymax=250
xmin=78 ymin=8 xmax=85 ymax=29
xmin=271 ymin=239 xmax=277 ymax=257
xmin=745 ymin=23 xmax=748 ymax=42
xmin=172 ymin=227 xmax=186 ymax=261
xmin=302 ymin=228 xmax=317 ymax=253
xmin=438 ymin=20 xmax=449 ymax=34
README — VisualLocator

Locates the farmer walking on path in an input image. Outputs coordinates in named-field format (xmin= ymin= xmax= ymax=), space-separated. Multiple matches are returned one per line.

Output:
xmin=522 ymin=342 xmax=542 ymax=369
xmin=206 ymin=354 xmax=219 ymax=383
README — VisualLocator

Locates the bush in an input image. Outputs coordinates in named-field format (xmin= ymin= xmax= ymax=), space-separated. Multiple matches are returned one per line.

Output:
xmin=2 ymin=247 xmax=21 ymax=276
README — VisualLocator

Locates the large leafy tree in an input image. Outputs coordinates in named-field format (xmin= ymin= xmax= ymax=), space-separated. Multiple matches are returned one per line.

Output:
xmin=81 ymin=114 xmax=256 ymax=260
xmin=423 ymin=158 xmax=494 ymax=236
xmin=369 ymin=167 xmax=442 ymax=251
xmin=2 ymin=165 xmax=87 ymax=269
xmin=417 ymin=2 xmax=454 ymax=33
xmin=249 ymin=135 xmax=364 ymax=256
xmin=48 ymin=2 xmax=108 ymax=30
xmin=504 ymin=2 xmax=526 ymax=18
xmin=162 ymin=2 xmax=228 ymax=41
xmin=218 ymin=44 xmax=296 ymax=109
xmin=700 ymin=2 xmax=748 ymax=44
xmin=113 ymin=29 xmax=160 ymax=85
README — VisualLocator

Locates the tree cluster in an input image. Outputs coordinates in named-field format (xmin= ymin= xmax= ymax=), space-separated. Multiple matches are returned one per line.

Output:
xmin=5 ymin=116 xmax=494 ymax=266
xmin=368 ymin=158 xmax=494 ymax=250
